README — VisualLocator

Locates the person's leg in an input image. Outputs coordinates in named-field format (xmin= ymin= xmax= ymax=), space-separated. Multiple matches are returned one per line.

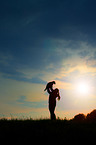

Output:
xmin=53 ymin=113 xmax=56 ymax=120
xmin=51 ymin=111 xmax=54 ymax=120
xmin=53 ymin=106 xmax=56 ymax=120
xmin=49 ymin=106 xmax=56 ymax=120
xmin=49 ymin=105 xmax=53 ymax=120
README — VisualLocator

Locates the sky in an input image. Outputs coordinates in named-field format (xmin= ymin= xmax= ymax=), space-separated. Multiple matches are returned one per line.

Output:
xmin=1 ymin=0 xmax=96 ymax=119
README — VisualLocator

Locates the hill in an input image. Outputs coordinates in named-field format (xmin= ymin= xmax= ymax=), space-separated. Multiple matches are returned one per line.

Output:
xmin=1 ymin=110 xmax=96 ymax=144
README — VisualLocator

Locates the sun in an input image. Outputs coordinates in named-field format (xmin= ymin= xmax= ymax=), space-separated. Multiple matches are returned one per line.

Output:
xmin=76 ymin=81 xmax=91 ymax=95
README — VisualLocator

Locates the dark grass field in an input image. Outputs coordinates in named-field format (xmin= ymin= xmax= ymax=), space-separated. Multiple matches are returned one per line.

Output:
xmin=1 ymin=118 xmax=96 ymax=145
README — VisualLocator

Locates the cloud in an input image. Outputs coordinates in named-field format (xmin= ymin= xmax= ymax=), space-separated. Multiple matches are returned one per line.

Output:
xmin=3 ymin=73 xmax=47 ymax=85
xmin=1 ymin=38 xmax=96 ymax=86
xmin=1 ymin=0 xmax=96 ymax=79
xmin=30 ymin=77 xmax=47 ymax=84
xmin=1 ymin=0 xmax=96 ymax=53
xmin=16 ymin=96 xmax=47 ymax=108
xmin=0 ymin=52 xmax=47 ymax=84
xmin=55 ymin=70 xmax=80 ymax=83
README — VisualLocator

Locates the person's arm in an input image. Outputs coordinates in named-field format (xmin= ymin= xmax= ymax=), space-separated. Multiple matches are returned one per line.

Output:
xmin=57 ymin=91 xmax=60 ymax=100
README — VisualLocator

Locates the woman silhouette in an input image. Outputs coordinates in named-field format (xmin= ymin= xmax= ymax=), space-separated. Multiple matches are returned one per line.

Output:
xmin=49 ymin=88 xmax=60 ymax=120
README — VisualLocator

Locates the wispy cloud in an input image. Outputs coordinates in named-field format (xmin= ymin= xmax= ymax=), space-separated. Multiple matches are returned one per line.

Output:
xmin=16 ymin=96 xmax=47 ymax=108
xmin=3 ymin=74 xmax=47 ymax=85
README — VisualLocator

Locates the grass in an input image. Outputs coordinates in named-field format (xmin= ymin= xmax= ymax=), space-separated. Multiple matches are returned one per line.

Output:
xmin=0 ymin=118 xmax=96 ymax=144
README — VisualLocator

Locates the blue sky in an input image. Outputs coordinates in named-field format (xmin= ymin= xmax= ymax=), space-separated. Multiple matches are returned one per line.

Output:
xmin=1 ymin=0 xmax=96 ymax=119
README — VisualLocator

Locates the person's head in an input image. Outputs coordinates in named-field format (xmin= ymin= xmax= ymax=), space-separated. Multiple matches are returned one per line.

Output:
xmin=55 ymin=88 xmax=59 ymax=93
xmin=53 ymin=81 xmax=56 ymax=84
xmin=55 ymin=88 xmax=60 ymax=100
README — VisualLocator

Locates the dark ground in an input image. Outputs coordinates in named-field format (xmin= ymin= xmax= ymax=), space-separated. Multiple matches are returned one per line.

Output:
xmin=0 ymin=118 xmax=96 ymax=145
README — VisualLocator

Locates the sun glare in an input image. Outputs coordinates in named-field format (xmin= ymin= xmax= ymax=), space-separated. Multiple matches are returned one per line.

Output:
xmin=76 ymin=81 xmax=91 ymax=95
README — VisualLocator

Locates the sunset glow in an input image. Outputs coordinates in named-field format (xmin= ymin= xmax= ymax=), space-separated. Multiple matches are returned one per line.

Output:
xmin=76 ymin=81 xmax=91 ymax=95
